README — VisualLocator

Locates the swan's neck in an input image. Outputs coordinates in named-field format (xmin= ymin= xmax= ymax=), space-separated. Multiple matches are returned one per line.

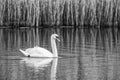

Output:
xmin=51 ymin=38 xmax=58 ymax=57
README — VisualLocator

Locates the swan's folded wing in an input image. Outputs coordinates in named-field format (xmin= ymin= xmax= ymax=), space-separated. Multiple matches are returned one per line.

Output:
xmin=25 ymin=47 xmax=53 ymax=57
xmin=25 ymin=48 xmax=34 ymax=54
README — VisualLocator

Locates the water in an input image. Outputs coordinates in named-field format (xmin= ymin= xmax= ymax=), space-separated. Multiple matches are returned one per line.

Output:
xmin=0 ymin=28 xmax=120 ymax=80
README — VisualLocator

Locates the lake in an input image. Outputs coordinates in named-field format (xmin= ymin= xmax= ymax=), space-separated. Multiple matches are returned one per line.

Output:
xmin=0 ymin=28 xmax=120 ymax=80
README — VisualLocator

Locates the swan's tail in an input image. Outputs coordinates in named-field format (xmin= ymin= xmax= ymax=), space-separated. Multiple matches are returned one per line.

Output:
xmin=19 ymin=49 xmax=27 ymax=56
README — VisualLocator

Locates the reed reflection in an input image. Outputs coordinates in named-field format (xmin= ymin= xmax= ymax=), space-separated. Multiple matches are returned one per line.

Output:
xmin=79 ymin=28 xmax=120 ymax=80
xmin=60 ymin=28 xmax=120 ymax=80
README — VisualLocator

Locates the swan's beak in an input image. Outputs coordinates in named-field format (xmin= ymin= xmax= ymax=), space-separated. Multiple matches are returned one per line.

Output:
xmin=56 ymin=36 xmax=60 ymax=42
xmin=57 ymin=38 xmax=60 ymax=42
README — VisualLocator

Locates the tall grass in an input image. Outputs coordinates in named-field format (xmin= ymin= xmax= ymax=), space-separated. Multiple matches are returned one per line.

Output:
xmin=0 ymin=0 xmax=120 ymax=28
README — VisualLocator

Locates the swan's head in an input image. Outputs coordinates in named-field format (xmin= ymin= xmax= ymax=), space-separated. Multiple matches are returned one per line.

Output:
xmin=51 ymin=34 xmax=60 ymax=42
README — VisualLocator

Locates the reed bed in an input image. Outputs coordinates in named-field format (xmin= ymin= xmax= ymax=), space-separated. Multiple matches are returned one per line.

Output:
xmin=0 ymin=0 xmax=120 ymax=28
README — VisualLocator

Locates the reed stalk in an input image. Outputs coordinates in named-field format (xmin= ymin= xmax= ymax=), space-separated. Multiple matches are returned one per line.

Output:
xmin=0 ymin=0 xmax=120 ymax=28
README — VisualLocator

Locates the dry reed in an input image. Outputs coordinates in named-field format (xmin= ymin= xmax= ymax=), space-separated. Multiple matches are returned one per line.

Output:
xmin=0 ymin=0 xmax=120 ymax=28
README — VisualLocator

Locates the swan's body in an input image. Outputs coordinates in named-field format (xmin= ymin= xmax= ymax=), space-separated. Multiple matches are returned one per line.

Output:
xmin=19 ymin=34 xmax=60 ymax=57
xmin=19 ymin=47 xmax=53 ymax=57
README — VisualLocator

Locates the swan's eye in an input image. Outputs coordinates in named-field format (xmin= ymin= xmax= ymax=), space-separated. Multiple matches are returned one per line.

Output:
xmin=56 ymin=36 xmax=59 ymax=39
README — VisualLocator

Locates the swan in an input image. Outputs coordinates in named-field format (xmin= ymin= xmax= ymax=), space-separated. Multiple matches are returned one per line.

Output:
xmin=19 ymin=34 xmax=60 ymax=57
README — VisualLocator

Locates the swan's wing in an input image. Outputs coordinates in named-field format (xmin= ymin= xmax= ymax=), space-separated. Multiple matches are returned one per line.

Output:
xmin=25 ymin=48 xmax=34 ymax=54
xmin=25 ymin=47 xmax=53 ymax=57
xmin=34 ymin=47 xmax=52 ymax=53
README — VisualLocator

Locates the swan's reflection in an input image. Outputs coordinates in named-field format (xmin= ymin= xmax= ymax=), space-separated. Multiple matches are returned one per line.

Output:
xmin=20 ymin=57 xmax=58 ymax=80
xmin=51 ymin=58 xmax=58 ymax=80
xmin=20 ymin=58 xmax=52 ymax=70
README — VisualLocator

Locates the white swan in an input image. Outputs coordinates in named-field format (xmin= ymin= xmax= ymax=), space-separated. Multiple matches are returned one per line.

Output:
xmin=19 ymin=34 xmax=60 ymax=57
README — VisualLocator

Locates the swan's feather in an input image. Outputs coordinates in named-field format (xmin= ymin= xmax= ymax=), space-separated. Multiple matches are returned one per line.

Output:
xmin=20 ymin=47 xmax=53 ymax=57
xmin=19 ymin=49 xmax=29 ymax=56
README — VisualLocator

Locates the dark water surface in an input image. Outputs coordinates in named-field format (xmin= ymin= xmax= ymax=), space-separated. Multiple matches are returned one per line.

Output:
xmin=0 ymin=28 xmax=120 ymax=80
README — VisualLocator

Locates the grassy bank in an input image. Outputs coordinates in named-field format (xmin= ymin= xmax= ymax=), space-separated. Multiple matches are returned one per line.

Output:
xmin=0 ymin=0 xmax=120 ymax=28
